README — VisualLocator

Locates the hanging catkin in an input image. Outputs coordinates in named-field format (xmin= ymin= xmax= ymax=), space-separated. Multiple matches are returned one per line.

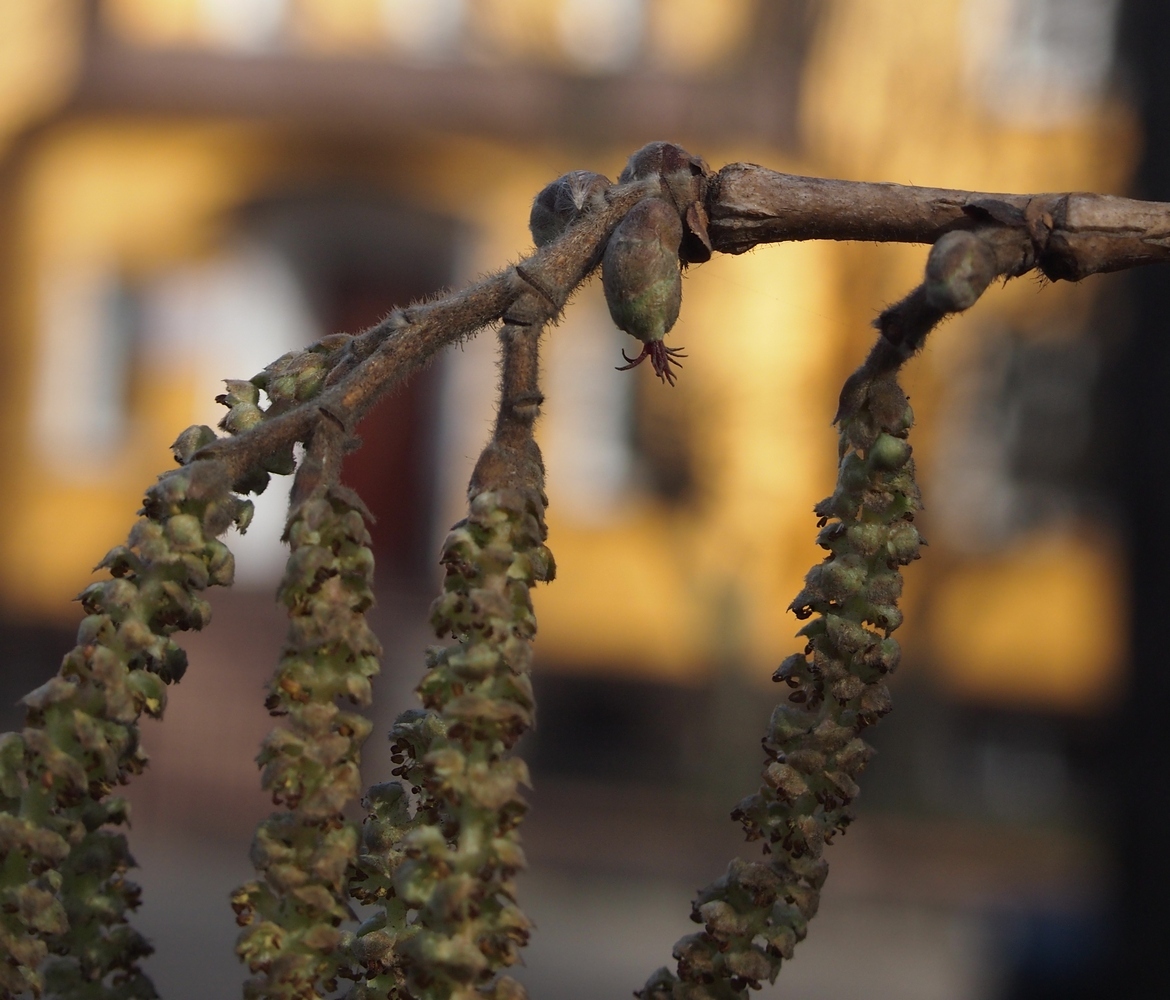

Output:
xmin=641 ymin=364 xmax=921 ymax=1000
xmin=347 ymin=314 xmax=552 ymax=1000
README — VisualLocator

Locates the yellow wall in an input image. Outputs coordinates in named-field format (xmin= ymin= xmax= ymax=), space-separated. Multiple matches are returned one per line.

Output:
xmin=0 ymin=0 xmax=1138 ymax=714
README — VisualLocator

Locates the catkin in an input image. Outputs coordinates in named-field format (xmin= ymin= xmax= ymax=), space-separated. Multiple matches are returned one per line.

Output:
xmin=232 ymin=479 xmax=382 ymax=1000
xmin=0 ymin=448 xmax=245 ymax=1000
xmin=347 ymin=320 xmax=550 ymax=1000
xmin=641 ymin=367 xmax=921 ymax=1000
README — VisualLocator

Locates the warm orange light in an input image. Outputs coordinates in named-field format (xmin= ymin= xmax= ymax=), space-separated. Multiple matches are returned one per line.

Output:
xmin=929 ymin=528 xmax=1126 ymax=712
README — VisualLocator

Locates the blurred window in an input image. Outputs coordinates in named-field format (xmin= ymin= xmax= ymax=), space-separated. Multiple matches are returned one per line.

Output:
xmin=199 ymin=0 xmax=289 ymax=50
xmin=930 ymin=329 xmax=1104 ymax=551
xmin=557 ymin=0 xmax=646 ymax=73
xmin=381 ymin=0 xmax=465 ymax=57
xmin=238 ymin=193 xmax=460 ymax=580
xmin=543 ymin=284 xmax=637 ymax=523
xmin=964 ymin=0 xmax=1120 ymax=123
xmin=140 ymin=242 xmax=320 ymax=585
xmin=33 ymin=259 xmax=138 ymax=477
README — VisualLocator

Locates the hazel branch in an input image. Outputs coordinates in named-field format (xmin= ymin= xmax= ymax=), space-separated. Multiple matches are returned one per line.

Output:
xmin=195 ymin=178 xmax=656 ymax=486
xmin=9 ymin=141 xmax=1170 ymax=997
xmin=709 ymin=162 xmax=1170 ymax=280
xmin=197 ymin=160 xmax=1170 ymax=492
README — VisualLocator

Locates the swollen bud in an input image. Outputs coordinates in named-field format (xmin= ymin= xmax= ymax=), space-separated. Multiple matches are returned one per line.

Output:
xmin=619 ymin=141 xmax=712 ymax=263
xmin=924 ymin=230 xmax=998 ymax=313
xmin=603 ymin=197 xmax=687 ymax=384
xmin=603 ymin=197 xmax=682 ymax=342
xmin=529 ymin=170 xmax=610 ymax=248
xmin=867 ymin=433 xmax=912 ymax=470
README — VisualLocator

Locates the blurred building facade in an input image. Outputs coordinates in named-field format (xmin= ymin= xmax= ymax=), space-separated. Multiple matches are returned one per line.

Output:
xmin=0 ymin=0 xmax=1133 ymax=711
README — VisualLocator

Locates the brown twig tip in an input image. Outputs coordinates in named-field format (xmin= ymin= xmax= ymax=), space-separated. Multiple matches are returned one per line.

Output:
xmin=616 ymin=341 xmax=687 ymax=386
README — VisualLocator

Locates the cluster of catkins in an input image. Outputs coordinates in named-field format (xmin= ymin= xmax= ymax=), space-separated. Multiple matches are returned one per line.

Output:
xmin=0 ymin=330 xmax=350 ymax=1000
xmin=2 ymin=141 xmax=936 ymax=1000
xmin=232 ymin=480 xmax=382 ymax=1000
xmin=0 ymin=441 xmax=246 ymax=999
xmin=641 ymin=370 xmax=922 ymax=1000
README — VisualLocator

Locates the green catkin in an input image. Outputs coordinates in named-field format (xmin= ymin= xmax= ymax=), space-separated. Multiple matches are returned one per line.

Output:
xmin=220 ymin=334 xmax=352 ymax=494
xmin=0 ymin=445 xmax=247 ymax=1000
xmin=0 ymin=333 xmax=349 ymax=1000
xmin=347 ymin=320 xmax=551 ymax=1000
xmin=232 ymin=434 xmax=383 ymax=1000
xmin=639 ymin=366 xmax=921 ymax=1000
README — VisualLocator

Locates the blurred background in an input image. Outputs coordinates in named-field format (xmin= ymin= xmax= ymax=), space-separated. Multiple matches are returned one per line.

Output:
xmin=1 ymin=0 xmax=1167 ymax=997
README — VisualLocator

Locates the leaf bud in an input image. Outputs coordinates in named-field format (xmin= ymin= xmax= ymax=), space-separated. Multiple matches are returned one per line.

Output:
xmin=924 ymin=229 xmax=998 ymax=313
xmin=528 ymin=170 xmax=610 ymax=247
xmin=618 ymin=141 xmax=712 ymax=263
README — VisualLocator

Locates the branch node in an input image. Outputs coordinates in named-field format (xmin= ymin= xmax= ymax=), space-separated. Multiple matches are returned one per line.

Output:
xmin=513 ymin=264 xmax=563 ymax=313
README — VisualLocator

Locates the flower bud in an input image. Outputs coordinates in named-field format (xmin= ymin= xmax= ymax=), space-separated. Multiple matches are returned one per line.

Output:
xmin=603 ymin=197 xmax=683 ymax=345
xmin=618 ymin=142 xmax=712 ymax=263
xmin=868 ymin=433 xmax=912 ymax=470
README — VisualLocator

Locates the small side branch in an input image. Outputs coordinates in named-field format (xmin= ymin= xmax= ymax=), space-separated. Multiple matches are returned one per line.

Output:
xmin=196 ymin=179 xmax=655 ymax=484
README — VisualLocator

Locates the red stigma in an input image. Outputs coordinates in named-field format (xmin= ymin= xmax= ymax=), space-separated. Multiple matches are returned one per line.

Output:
xmin=615 ymin=341 xmax=687 ymax=386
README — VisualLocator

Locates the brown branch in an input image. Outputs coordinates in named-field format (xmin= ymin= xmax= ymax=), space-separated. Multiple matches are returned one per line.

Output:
xmin=194 ymin=153 xmax=1170 ymax=488
xmin=195 ymin=177 xmax=656 ymax=482
xmin=709 ymin=162 xmax=1170 ymax=280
